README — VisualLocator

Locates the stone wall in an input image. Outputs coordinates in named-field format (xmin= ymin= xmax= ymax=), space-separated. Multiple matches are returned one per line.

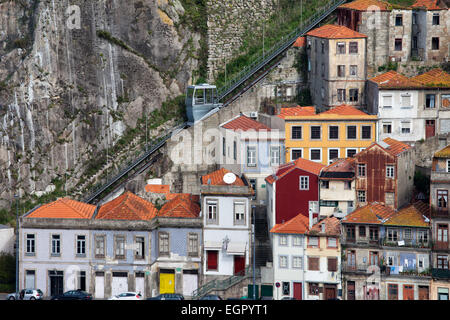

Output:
xmin=206 ymin=0 xmax=276 ymax=81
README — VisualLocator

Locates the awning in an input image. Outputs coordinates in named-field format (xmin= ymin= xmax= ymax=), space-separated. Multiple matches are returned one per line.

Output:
xmin=226 ymin=242 xmax=247 ymax=255
xmin=204 ymin=241 xmax=223 ymax=250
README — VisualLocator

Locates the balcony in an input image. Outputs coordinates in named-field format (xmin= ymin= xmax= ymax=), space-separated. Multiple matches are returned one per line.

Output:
xmin=381 ymin=238 xmax=431 ymax=249
xmin=341 ymin=236 xmax=382 ymax=248
xmin=382 ymin=266 xmax=431 ymax=278
xmin=431 ymin=268 xmax=450 ymax=279
xmin=430 ymin=207 xmax=450 ymax=218
xmin=342 ymin=263 xmax=379 ymax=274
xmin=432 ymin=241 xmax=450 ymax=251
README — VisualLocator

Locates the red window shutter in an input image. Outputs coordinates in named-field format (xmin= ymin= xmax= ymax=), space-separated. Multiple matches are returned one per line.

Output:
xmin=207 ymin=251 xmax=218 ymax=270
xmin=328 ymin=258 xmax=337 ymax=272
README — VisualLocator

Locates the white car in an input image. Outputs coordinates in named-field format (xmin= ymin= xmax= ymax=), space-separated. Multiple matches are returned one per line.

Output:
xmin=7 ymin=289 xmax=43 ymax=300
xmin=108 ymin=292 xmax=143 ymax=300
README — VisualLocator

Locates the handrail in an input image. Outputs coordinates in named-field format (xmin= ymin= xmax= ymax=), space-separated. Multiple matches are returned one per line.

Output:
xmin=217 ymin=0 xmax=346 ymax=101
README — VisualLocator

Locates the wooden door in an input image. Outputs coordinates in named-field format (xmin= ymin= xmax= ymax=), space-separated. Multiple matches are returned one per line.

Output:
xmin=425 ymin=120 xmax=435 ymax=139
xmin=403 ymin=285 xmax=414 ymax=300
xmin=347 ymin=281 xmax=355 ymax=300
xmin=418 ymin=286 xmax=429 ymax=300
xmin=234 ymin=255 xmax=245 ymax=275
xmin=293 ymin=282 xmax=302 ymax=300
xmin=325 ymin=286 xmax=337 ymax=300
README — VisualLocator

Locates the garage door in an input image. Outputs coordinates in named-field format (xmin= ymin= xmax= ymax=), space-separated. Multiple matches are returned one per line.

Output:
xmin=95 ymin=272 xmax=105 ymax=299
xmin=135 ymin=272 xmax=145 ymax=297
xmin=182 ymin=270 xmax=198 ymax=297
xmin=112 ymin=272 xmax=128 ymax=297
xmin=159 ymin=270 xmax=175 ymax=294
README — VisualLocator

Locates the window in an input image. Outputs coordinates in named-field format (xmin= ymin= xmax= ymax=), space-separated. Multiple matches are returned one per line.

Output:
xmin=309 ymin=283 xmax=319 ymax=295
xmin=51 ymin=235 xmax=61 ymax=256
xmin=270 ymin=146 xmax=280 ymax=166
xmin=293 ymin=256 xmax=303 ymax=269
xmin=207 ymin=251 xmax=218 ymax=271
xmin=328 ymin=126 xmax=339 ymax=140
xmin=345 ymin=182 xmax=352 ymax=191
xmin=395 ymin=14 xmax=402 ymax=26
xmin=447 ymin=159 xmax=450 ymax=173
xmin=432 ymin=37 xmax=439 ymax=50
xmin=222 ymin=137 xmax=226 ymax=156
xmin=437 ymin=255 xmax=448 ymax=269
xmin=361 ymin=125 xmax=371 ymax=139
xmin=349 ymin=89 xmax=359 ymax=102
xmin=158 ymin=232 xmax=169 ymax=256
xmin=346 ymin=225 xmax=356 ymax=241
xmin=78 ymin=271 xmax=86 ymax=291
xmin=337 ymin=42 xmax=345 ymax=54
xmin=321 ymin=41 xmax=325 ymax=54
xmin=437 ymin=190 xmax=448 ymax=209
xmin=404 ymin=228 xmax=412 ymax=240
xmin=401 ymin=121 xmax=411 ymax=134
xmin=282 ymin=282 xmax=290 ymax=295
xmin=328 ymin=237 xmax=337 ymax=248
xmin=292 ymin=236 xmax=303 ymax=247
xmin=310 ymin=149 xmax=321 ymax=161
xmin=426 ymin=94 xmax=436 ymax=108
xmin=321 ymin=63 xmax=325 ymax=77
xmin=418 ymin=230 xmax=428 ymax=244
xmin=369 ymin=227 xmax=379 ymax=241
xmin=300 ymin=176 xmax=309 ymax=190
xmin=291 ymin=126 xmax=302 ymax=139
xmin=308 ymin=257 xmax=320 ymax=270
xmin=395 ymin=38 xmax=402 ymax=51
xmin=26 ymin=234 xmax=35 ymax=255
xmin=247 ymin=146 xmax=256 ymax=167
xmin=357 ymin=190 xmax=366 ymax=203
xmin=337 ymin=89 xmax=346 ymax=102
xmin=387 ymin=229 xmax=399 ymax=242
xmin=115 ymin=236 xmax=126 ymax=259
xmin=347 ymin=250 xmax=356 ymax=268
xmin=382 ymin=95 xmax=393 ymax=108
xmin=337 ymin=65 xmax=345 ymax=77
xmin=308 ymin=237 xmax=319 ymax=248
xmin=437 ymin=224 xmax=449 ymax=243
xmin=369 ymin=251 xmax=379 ymax=266
xmin=350 ymin=65 xmax=358 ymax=76
xmin=233 ymin=140 xmax=237 ymax=161
xmin=234 ymin=201 xmax=246 ymax=225
xmin=347 ymin=126 xmax=357 ymax=139
xmin=279 ymin=256 xmax=288 ymax=268
xmin=321 ymin=180 xmax=330 ymax=189
xmin=188 ymin=233 xmax=198 ymax=257
xmin=358 ymin=164 xmax=366 ymax=177
xmin=401 ymin=94 xmax=411 ymax=108
xmin=349 ymin=42 xmax=358 ymax=54
xmin=346 ymin=149 xmax=357 ymax=157
xmin=412 ymin=36 xmax=418 ymax=49
xmin=76 ymin=235 xmax=86 ymax=256
xmin=383 ymin=122 xmax=392 ymax=134
xmin=279 ymin=235 xmax=288 ymax=246
xmin=310 ymin=126 xmax=321 ymax=140
xmin=438 ymin=288 xmax=449 ymax=300
xmin=359 ymin=226 xmax=366 ymax=237
xmin=328 ymin=257 xmax=338 ymax=272
xmin=432 ymin=13 xmax=440 ymax=25
xmin=442 ymin=94 xmax=450 ymax=108
xmin=386 ymin=165 xmax=395 ymax=178
xmin=328 ymin=149 xmax=339 ymax=164
xmin=412 ymin=12 xmax=417 ymax=24
xmin=95 ymin=235 xmax=105 ymax=258
xmin=206 ymin=199 xmax=218 ymax=224
xmin=135 ymin=236 xmax=145 ymax=259
xmin=388 ymin=284 xmax=398 ymax=300
xmin=291 ymin=149 xmax=302 ymax=160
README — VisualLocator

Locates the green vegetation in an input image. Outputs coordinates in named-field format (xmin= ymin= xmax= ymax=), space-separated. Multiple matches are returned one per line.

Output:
xmin=378 ymin=61 xmax=398 ymax=72
xmin=386 ymin=0 xmax=416 ymax=7
xmin=0 ymin=252 xmax=15 ymax=293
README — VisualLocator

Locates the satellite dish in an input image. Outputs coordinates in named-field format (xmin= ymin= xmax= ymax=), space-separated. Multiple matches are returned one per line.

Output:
xmin=223 ymin=172 xmax=237 ymax=184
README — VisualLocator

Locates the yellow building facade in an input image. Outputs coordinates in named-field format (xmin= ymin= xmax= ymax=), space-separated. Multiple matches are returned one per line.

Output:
xmin=279 ymin=105 xmax=378 ymax=165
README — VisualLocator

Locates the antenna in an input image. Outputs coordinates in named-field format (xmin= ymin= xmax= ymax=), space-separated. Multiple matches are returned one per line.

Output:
xmin=223 ymin=172 xmax=237 ymax=184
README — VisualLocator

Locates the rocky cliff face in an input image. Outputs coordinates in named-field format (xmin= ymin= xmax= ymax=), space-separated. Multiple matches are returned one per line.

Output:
xmin=0 ymin=0 xmax=201 ymax=209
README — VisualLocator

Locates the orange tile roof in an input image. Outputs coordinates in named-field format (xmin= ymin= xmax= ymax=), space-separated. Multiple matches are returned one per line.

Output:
xmin=96 ymin=191 xmax=158 ymax=220
xmin=306 ymin=24 xmax=367 ymax=39
xmin=27 ymin=198 xmax=96 ymax=219
xmin=344 ymin=203 xmax=397 ymax=224
xmin=158 ymin=194 xmax=200 ymax=218
xmin=201 ymin=168 xmax=245 ymax=186
xmin=339 ymin=0 xmax=392 ymax=11
xmin=309 ymin=216 xmax=341 ymax=236
xmin=222 ymin=114 xmax=271 ymax=132
xmin=384 ymin=202 xmax=430 ymax=227
xmin=382 ymin=137 xmax=412 ymax=156
xmin=411 ymin=68 xmax=450 ymax=88
xmin=293 ymin=36 xmax=306 ymax=48
xmin=369 ymin=70 xmax=423 ymax=89
xmin=320 ymin=104 xmax=372 ymax=116
xmin=434 ymin=144 xmax=450 ymax=158
xmin=266 ymin=158 xmax=325 ymax=184
xmin=270 ymin=213 xmax=310 ymax=234
xmin=145 ymin=184 xmax=170 ymax=194
xmin=277 ymin=106 xmax=316 ymax=119
xmin=411 ymin=0 xmax=447 ymax=10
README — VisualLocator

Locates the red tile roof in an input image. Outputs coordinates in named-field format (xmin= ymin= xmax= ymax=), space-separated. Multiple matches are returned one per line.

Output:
xmin=382 ymin=137 xmax=412 ymax=156
xmin=306 ymin=24 xmax=367 ymax=39
xmin=293 ymin=36 xmax=306 ymax=48
xmin=222 ymin=114 xmax=271 ymax=132
xmin=344 ymin=203 xmax=397 ymax=224
xmin=320 ymin=104 xmax=371 ymax=116
xmin=369 ymin=70 xmax=423 ymax=89
xmin=96 ymin=191 xmax=158 ymax=220
xmin=411 ymin=0 xmax=447 ymax=10
xmin=384 ymin=202 xmax=430 ymax=227
xmin=201 ymin=168 xmax=245 ymax=186
xmin=270 ymin=213 xmax=310 ymax=234
xmin=27 ymin=198 xmax=96 ymax=219
xmin=339 ymin=0 xmax=392 ymax=11
xmin=410 ymin=68 xmax=450 ymax=88
xmin=277 ymin=106 xmax=316 ymax=119
xmin=145 ymin=184 xmax=170 ymax=194
xmin=309 ymin=216 xmax=341 ymax=236
xmin=434 ymin=144 xmax=450 ymax=158
xmin=278 ymin=105 xmax=376 ymax=120
xmin=158 ymin=194 xmax=200 ymax=218
xmin=266 ymin=158 xmax=325 ymax=184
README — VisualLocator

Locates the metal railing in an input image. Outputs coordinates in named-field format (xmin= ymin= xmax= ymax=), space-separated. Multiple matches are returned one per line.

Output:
xmin=216 ymin=0 xmax=346 ymax=102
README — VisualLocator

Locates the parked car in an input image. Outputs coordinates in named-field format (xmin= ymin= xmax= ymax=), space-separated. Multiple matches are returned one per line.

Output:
xmin=281 ymin=297 xmax=297 ymax=300
xmin=146 ymin=293 xmax=184 ymax=300
xmin=7 ymin=289 xmax=43 ymax=300
xmin=259 ymin=296 xmax=273 ymax=300
xmin=199 ymin=294 xmax=222 ymax=300
xmin=51 ymin=289 xmax=93 ymax=300
xmin=109 ymin=292 xmax=143 ymax=300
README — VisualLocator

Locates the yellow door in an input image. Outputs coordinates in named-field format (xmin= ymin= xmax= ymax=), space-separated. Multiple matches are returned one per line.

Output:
xmin=159 ymin=273 xmax=175 ymax=294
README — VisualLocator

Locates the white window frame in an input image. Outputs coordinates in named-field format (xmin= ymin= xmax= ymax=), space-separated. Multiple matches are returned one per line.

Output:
xmin=26 ymin=234 xmax=36 ymax=255
xmin=401 ymin=94 xmax=412 ymax=109
xmin=279 ymin=255 xmax=288 ymax=269
xmin=382 ymin=95 xmax=393 ymax=108
xmin=382 ymin=122 xmax=392 ymax=134
xmin=270 ymin=146 xmax=280 ymax=167
xmin=328 ymin=148 xmax=339 ymax=164
xmin=401 ymin=121 xmax=411 ymax=134
xmin=386 ymin=165 xmax=395 ymax=178
xmin=292 ymin=256 xmax=303 ymax=269
xmin=233 ymin=201 xmax=246 ymax=226
xmin=292 ymin=235 xmax=303 ymax=247
xmin=279 ymin=235 xmax=288 ymax=246
xmin=290 ymin=148 xmax=303 ymax=161
xmin=291 ymin=126 xmax=303 ymax=140
xmin=300 ymin=176 xmax=310 ymax=190
xmin=309 ymin=148 xmax=322 ymax=162
xmin=447 ymin=160 xmax=450 ymax=173
xmin=206 ymin=199 xmax=218 ymax=224
xmin=76 ymin=235 xmax=86 ymax=257
xmin=346 ymin=148 xmax=358 ymax=158
xmin=247 ymin=145 xmax=257 ymax=167
xmin=357 ymin=190 xmax=366 ymax=203
xmin=51 ymin=234 xmax=61 ymax=256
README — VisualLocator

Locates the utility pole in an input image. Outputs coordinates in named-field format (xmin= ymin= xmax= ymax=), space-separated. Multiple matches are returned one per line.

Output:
xmin=252 ymin=205 xmax=256 ymax=300
xmin=15 ymin=194 xmax=19 ymax=295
